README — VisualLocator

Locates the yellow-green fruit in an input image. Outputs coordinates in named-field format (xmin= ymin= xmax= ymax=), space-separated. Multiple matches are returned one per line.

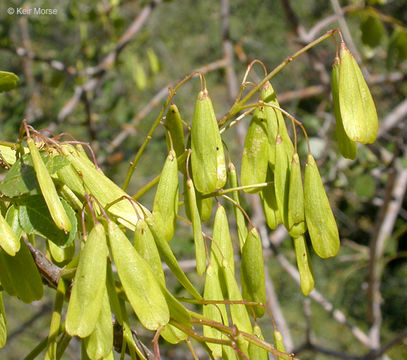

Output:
xmin=339 ymin=42 xmax=378 ymax=144
xmin=273 ymin=329 xmax=287 ymax=360
xmin=304 ymin=154 xmax=340 ymax=258
xmin=293 ymin=235 xmax=315 ymax=296
xmin=249 ymin=325 xmax=268 ymax=360
xmin=152 ymin=149 xmax=178 ymax=242
xmin=241 ymin=227 xmax=266 ymax=318
xmin=28 ymin=138 xmax=71 ymax=233
xmin=0 ymin=292 xmax=6 ymax=349
xmin=107 ymin=221 xmax=170 ymax=330
xmin=287 ymin=153 xmax=306 ymax=238
xmin=212 ymin=204 xmax=235 ymax=275
xmin=185 ymin=178 xmax=206 ymax=276
xmin=66 ymin=223 xmax=108 ymax=337
xmin=191 ymin=89 xmax=225 ymax=194
xmin=0 ymin=213 xmax=20 ymax=256
xmin=331 ymin=57 xmax=357 ymax=159
xmin=203 ymin=264 xmax=227 ymax=358
xmin=165 ymin=104 xmax=185 ymax=159
xmin=228 ymin=162 xmax=248 ymax=251
xmin=83 ymin=289 xmax=113 ymax=360
xmin=240 ymin=108 xmax=269 ymax=193
xmin=133 ymin=219 xmax=165 ymax=285
xmin=261 ymin=81 xmax=294 ymax=167
xmin=274 ymin=135 xmax=290 ymax=228
xmin=260 ymin=167 xmax=281 ymax=231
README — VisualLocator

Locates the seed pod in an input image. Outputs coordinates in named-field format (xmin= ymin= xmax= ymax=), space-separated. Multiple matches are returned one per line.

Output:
xmin=191 ymin=89 xmax=225 ymax=194
xmin=241 ymin=227 xmax=266 ymax=318
xmin=248 ymin=325 xmax=268 ymax=360
xmin=339 ymin=42 xmax=378 ymax=144
xmin=105 ymin=263 xmax=123 ymax=326
xmin=185 ymin=178 xmax=206 ymax=276
xmin=261 ymin=81 xmax=294 ymax=167
xmin=215 ymin=133 xmax=227 ymax=190
xmin=145 ymin=215 xmax=202 ymax=299
xmin=222 ymin=265 xmax=252 ymax=356
xmin=107 ymin=220 xmax=170 ymax=330
xmin=152 ymin=149 xmax=178 ymax=242
xmin=197 ymin=192 xmax=213 ymax=222
xmin=27 ymin=138 xmax=71 ymax=233
xmin=83 ymin=289 xmax=113 ymax=360
xmin=260 ymin=167 xmax=281 ymax=231
xmin=304 ymin=154 xmax=340 ymax=258
xmin=287 ymin=153 xmax=306 ymax=238
xmin=0 ymin=236 xmax=43 ymax=303
xmin=228 ymin=162 xmax=247 ymax=251
xmin=66 ymin=223 xmax=108 ymax=337
xmin=165 ymin=104 xmax=185 ymax=159
xmin=331 ymin=57 xmax=357 ymax=160
xmin=133 ymin=219 xmax=165 ymax=285
xmin=0 ymin=213 xmax=20 ymax=256
xmin=147 ymin=48 xmax=160 ymax=74
xmin=274 ymin=135 xmax=290 ymax=228
xmin=61 ymin=144 xmax=149 ymax=230
xmin=212 ymin=204 xmax=235 ymax=275
xmin=203 ymin=264 xmax=227 ymax=358
xmin=47 ymin=240 xmax=75 ymax=264
xmin=273 ymin=330 xmax=287 ymax=360
xmin=240 ymin=107 xmax=269 ymax=193
xmin=293 ymin=235 xmax=315 ymax=295
xmin=56 ymin=163 xmax=86 ymax=197
xmin=0 ymin=291 xmax=6 ymax=349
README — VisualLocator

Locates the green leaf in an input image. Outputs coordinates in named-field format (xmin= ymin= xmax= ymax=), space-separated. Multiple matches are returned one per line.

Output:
xmin=387 ymin=27 xmax=407 ymax=69
xmin=0 ymin=153 xmax=69 ymax=198
xmin=360 ymin=13 xmax=385 ymax=48
xmin=354 ymin=174 xmax=376 ymax=199
xmin=0 ymin=71 xmax=19 ymax=93
xmin=18 ymin=195 xmax=77 ymax=247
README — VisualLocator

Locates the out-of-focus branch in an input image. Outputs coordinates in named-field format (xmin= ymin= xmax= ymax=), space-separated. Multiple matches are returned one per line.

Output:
xmin=266 ymin=245 xmax=371 ymax=347
xmin=367 ymin=156 xmax=407 ymax=349
xmin=57 ymin=0 xmax=162 ymax=123
xmin=378 ymin=98 xmax=407 ymax=137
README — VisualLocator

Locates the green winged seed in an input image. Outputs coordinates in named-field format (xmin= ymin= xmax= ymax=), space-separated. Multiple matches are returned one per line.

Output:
xmin=240 ymin=108 xmax=269 ymax=193
xmin=145 ymin=215 xmax=202 ymax=299
xmin=0 ymin=213 xmax=20 ymax=256
xmin=212 ymin=204 xmax=235 ymax=275
xmin=191 ymin=89 xmax=225 ymax=194
xmin=84 ymin=289 xmax=113 ymax=360
xmin=107 ymin=221 xmax=169 ymax=330
xmin=339 ymin=42 xmax=378 ymax=144
xmin=133 ymin=219 xmax=165 ymax=285
xmin=288 ymin=153 xmax=306 ymax=238
xmin=293 ymin=235 xmax=315 ymax=296
xmin=203 ymin=264 xmax=228 ymax=358
xmin=185 ymin=178 xmax=206 ymax=276
xmin=248 ymin=325 xmax=268 ymax=360
xmin=261 ymin=81 xmax=294 ymax=167
xmin=241 ymin=227 xmax=266 ymax=318
xmin=66 ymin=223 xmax=108 ymax=337
xmin=165 ymin=104 xmax=185 ymax=159
xmin=197 ymin=192 xmax=213 ymax=223
xmin=228 ymin=162 xmax=248 ymax=251
xmin=274 ymin=135 xmax=290 ymax=228
xmin=0 ymin=239 xmax=43 ymax=303
xmin=331 ymin=57 xmax=357 ymax=160
xmin=61 ymin=144 xmax=150 ymax=230
xmin=260 ymin=166 xmax=281 ymax=231
xmin=223 ymin=265 xmax=252 ymax=355
xmin=28 ymin=138 xmax=71 ymax=233
xmin=304 ymin=154 xmax=340 ymax=258
xmin=273 ymin=330 xmax=287 ymax=360
xmin=0 ymin=291 xmax=6 ymax=348
xmin=152 ymin=149 xmax=178 ymax=242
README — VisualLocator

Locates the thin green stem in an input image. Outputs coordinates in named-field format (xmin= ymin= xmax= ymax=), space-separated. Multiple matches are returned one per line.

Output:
xmin=218 ymin=30 xmax=336 ymax=127
xmin=201 ymin=182 xmax=271 ymax=199
xmin=122 ymin=72 xmax=202 ymax=191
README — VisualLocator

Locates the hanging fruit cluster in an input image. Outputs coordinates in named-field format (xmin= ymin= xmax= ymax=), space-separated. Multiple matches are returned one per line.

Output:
xmin=0 ymin=31 xmax=378 ymax=359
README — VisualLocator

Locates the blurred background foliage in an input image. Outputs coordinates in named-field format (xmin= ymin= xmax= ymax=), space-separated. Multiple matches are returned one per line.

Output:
xmin=1 ymin=0 xmax=407 ymax=359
